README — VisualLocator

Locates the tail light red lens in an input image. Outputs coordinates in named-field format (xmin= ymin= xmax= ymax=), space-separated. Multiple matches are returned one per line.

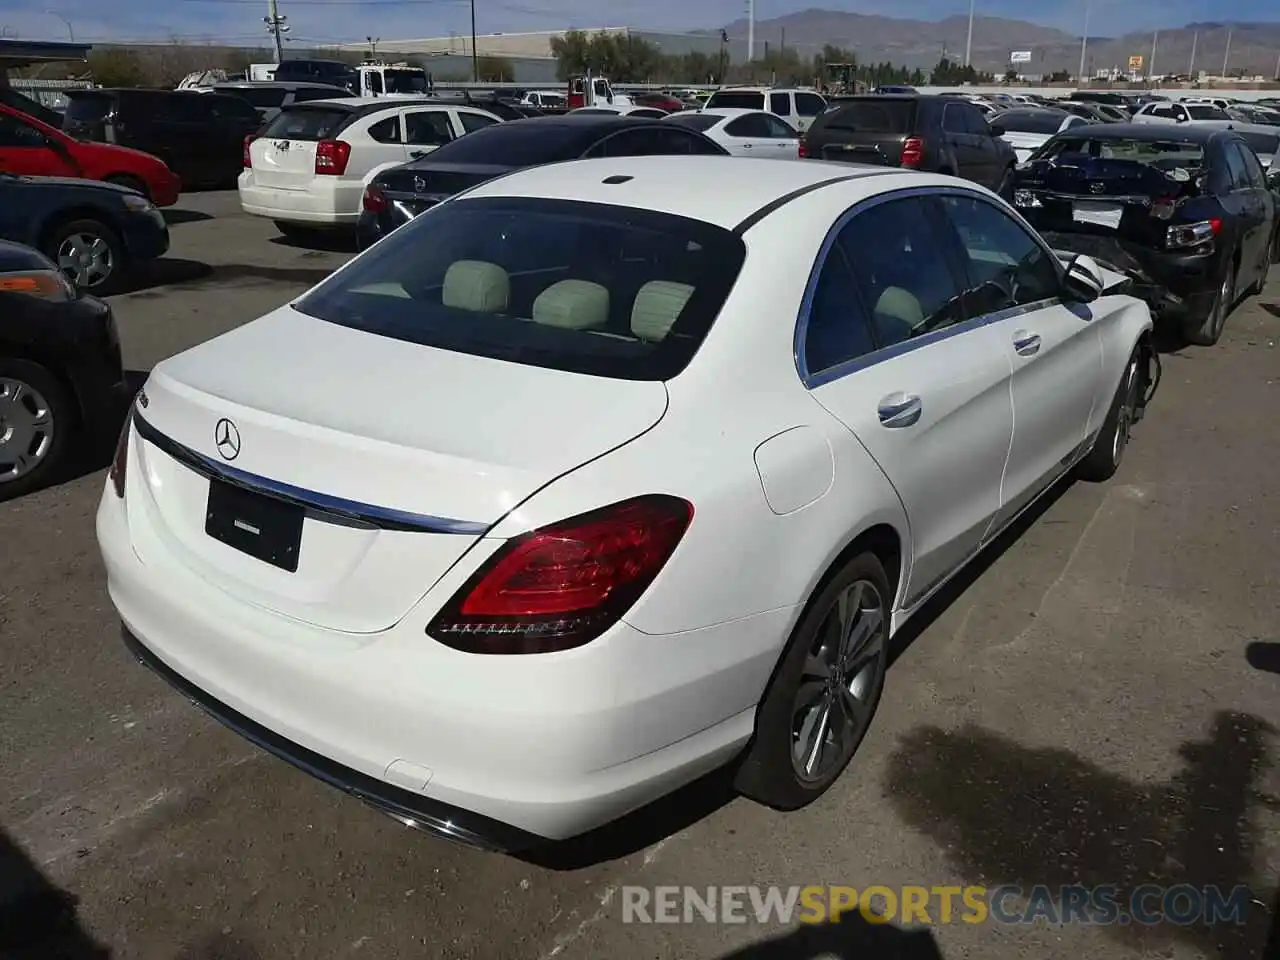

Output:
xmin=315 ymin=139 xmax=351 ymax=176
xmin=427 ymin=495 xmax=694 ymax=655
xmin=901 ymin=137 xmax=925 ymax=168
xmin=243 ymin=134 xmax=257 ymax=167
xmin=362 ymin=184 xmax=388 ymax=213
xmin=109 ymin=407 xmax=134 ymax=498
xmin=797 ymin=135 xmax=808 ymax=158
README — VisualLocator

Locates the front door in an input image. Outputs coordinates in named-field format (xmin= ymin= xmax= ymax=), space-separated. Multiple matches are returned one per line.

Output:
xmin=1228 ymin=141 xmax=1272 ymax=288
xmin=803 ymin=193 xmax=1016 ymax=609
xmin=942 ymin=102 xmax=983 ymax=182
xmin=936 ymin=192 xmax=1103 ymax=530
xmin=0 ymin=112 xmax=79 ymax=177
xmin=401 ymin=107 xmax=456 ymax=161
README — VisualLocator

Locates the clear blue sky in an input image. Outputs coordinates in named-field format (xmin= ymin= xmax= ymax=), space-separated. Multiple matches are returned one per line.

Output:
xmin=3 ymin=0 xmax=1276 ymax=46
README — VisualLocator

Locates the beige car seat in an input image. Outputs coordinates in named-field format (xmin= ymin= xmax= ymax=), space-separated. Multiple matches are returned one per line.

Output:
xmin=631 ymin=281 xmax=695 ymax=342
xmin=532 ymin=279 xmax=610 ymax=330
xmin=442 ymin=260 xmax=510 ymax=313
xmin=873 ymin=286 xmax=924 ymax=344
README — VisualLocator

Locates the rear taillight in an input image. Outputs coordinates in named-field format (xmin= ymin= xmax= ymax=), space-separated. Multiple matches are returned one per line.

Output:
xmin=109 ymin=407 xmax=134 ymax=498
xmin=243 ymin=134 xmax=257 ymax=167
xmin=901 ymin=137 xmax=925 ymax=168
xmin=797 ymin=135 xmax=808 ymax=158
xmin=1166 ymin=218 xmax=1222 ymax=250
xmin=315 ymin=139 xmax=351 ymax=176
xmin=426 ymin=495 xmax=694 ymax=654
xmin=362 ymin=183 xmax=388 ymax=213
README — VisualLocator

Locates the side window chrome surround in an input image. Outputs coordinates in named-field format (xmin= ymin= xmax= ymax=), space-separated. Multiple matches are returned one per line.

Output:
xmin=794 ymin=185 xmax=1067 ymax=390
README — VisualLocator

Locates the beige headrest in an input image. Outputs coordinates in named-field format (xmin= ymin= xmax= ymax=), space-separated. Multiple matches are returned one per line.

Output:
xmin=532 ymin=279 xmax=610 ymax=330
xmin=442 ymin=260 xmax=510 ymax=313
xmin=874 ymin=286 xmax=924 ymax=328
xmin=631 ymin=281 xmax=695 ymax=342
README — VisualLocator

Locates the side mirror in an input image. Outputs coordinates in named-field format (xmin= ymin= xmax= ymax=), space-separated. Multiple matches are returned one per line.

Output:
xmin=989 ymin=122 xmax=1005 ymax=137
xmin=1175 ymin=114 xmax=1187 ymax=123
xmin=1062 ymin=254 xmax=1104 ymax=303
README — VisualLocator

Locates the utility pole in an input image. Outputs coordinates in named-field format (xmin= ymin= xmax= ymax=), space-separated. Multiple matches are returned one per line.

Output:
xmin=265 ymin=0 xmax=285 ymax=64
xmin=1077 ymin=0 xmax=1090 ymax=82
xmin=1221 ymin=27 xmax=1232 ymax=78
xmin=1149 ymin=30 xmax=1157 ymax=80
xmin=746 ymin=0 xmax=755 ymax=66
xmin=964 ymin=0 xmax=975 ymax=67
xmin=1188 ymin=30 xmax=1198 ymax=78
xmin=470 ymin=0 xmax=478 ymax=83
xmin=1274 ymin=49 xmax=1280 ymax=81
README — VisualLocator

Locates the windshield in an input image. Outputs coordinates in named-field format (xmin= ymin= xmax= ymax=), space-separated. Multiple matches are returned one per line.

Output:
xmin=706 ymin=91 xmax=765 ymax=110
xmin=666 ymin=113 xmax=719 ymax=132
xmin=1187 ymin=105 xmax=1228 ymax=120
xmin=1041 ymin=137 xmax=1205 ymax=175
xmin=385 ymin=69 xmax=429 ymax=94
xmin=1237 ymin=131 xmax=1280 ymax=157
xmin=998 ymin=110 xmax=1066 ymax=134
xmin=261 ymin=106 xmax=351 ymax=140
xmin=294 ymin=197 xmax=746 ymax=381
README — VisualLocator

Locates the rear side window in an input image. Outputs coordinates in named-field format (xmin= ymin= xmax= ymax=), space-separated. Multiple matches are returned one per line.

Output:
xmin=706 ymin=91 xmax=765 ymax=110
xmin=295 ymin=197 xmax=747 ymax=381
xmin=63 ymin=94 xmax=112 ymax=123
xmin=459 ymin=112 xmax=498 ymax=133
xmin=404 ymin=110 xmax=454 ymax=146
xmin=999 ymin=111 xmax=1067 ymax=134
xmin=666 ymin=113 xmax=719 ymax=132
xmin=261 ymin=106 xmax=351 ymax=140
xmin=804 ymin=248 xmax=877 ymax=374
xmin=367 ymin=116 xmax=400 ymax=144
xmin=821 ymin=99 xmax=916 ymax=134
xmin=942 ymin=104 xmax=967 ymax=133
xmin=770 ymin=93 xmax=791 ymax=116
xmin=209 ymin=95 xmax=260 ymax=121
xmin=795 ymin=93 xmax=826 ymax=117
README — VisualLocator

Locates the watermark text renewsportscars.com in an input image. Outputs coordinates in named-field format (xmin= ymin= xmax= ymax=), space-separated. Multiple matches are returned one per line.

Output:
xmin=620 ymin=884 xmax=1254 ymax=927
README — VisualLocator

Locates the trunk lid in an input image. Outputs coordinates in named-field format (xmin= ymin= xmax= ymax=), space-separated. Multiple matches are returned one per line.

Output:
xmin=129 ymin=305 xmax=669 ymax=634
xmin=811 ymin=98 xmax=918 ymax=166
xmin=1015 ymin=154 xmax=1204 ymax=247
xmin=376 ymin=162 xmax=516 ymax=217
xmin=249 ymin=136 xmax=320 ymax=190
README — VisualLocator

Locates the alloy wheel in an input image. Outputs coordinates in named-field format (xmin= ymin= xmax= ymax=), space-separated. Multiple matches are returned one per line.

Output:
xmin=57 ymin=232 xmax=114 ymax=289
xmin=0 ymin=378 xmax=56 ymax=484
xmin=1211 ymin=269 xmax=1234 ymax=340
xmin=790 ymin=580 xmax=886 ymax=783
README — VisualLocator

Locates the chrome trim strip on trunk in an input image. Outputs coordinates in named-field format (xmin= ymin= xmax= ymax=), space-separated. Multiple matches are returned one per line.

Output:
xmin=132 ymin=413 xmax=489 ymax=536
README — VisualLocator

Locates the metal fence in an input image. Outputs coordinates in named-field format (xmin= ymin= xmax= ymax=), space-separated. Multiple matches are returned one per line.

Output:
xmin=10 ymin=78 xmax=95 ymax=110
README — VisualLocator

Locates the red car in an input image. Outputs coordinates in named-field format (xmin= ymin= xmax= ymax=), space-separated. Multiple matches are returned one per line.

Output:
xmin=0 ymin=103 xmax=181 ymax=207
xmin=633 ymin=93 xmax=688 ymax=114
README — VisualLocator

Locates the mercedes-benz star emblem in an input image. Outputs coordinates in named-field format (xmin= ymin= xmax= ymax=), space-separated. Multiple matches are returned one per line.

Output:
xmin=414 ymin=175 xmax=427 ymax=192
xmin=214 ymin=418 xmax=241 ymax=461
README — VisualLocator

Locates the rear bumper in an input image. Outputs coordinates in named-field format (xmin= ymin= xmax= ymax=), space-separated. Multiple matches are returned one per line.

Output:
xmin=96 ymin=478 xmax=779 ymax=845
xmin=238 ymin=172 xmax=361 ymax=226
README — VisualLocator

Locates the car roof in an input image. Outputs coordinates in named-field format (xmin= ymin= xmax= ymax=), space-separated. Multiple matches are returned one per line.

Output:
xmin=1055 ymin=123 xmax=1228 ymax=144
xmin=461 ymin=156 xmax=909 ymax=231
xmin=215 ymin=81 xmax=346 ymax=90
xmin=695 ymin=107 xmax=765 ymax=118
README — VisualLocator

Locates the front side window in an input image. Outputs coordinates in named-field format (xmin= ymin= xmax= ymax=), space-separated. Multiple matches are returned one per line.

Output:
xmin=938 ymin=194 xmax=1062 ymax=315
xmin=942 ymin=104 xmax=967 ymax=134
xmin=835 ymin=197 xmax=965 ymax=347
xmin=795 ymin=92 xmax=826 ymax=117
xmin=0 ymin=115 xmax=47 ymax=147
xmin=294 ymin=197 xmax=747 ymax=381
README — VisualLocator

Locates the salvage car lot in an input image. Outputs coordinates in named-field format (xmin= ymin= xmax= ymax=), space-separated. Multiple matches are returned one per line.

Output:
xmin=3 ymin=188 xmax=1280 ymax=959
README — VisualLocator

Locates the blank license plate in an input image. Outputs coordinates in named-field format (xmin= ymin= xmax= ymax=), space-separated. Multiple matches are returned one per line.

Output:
xmin=1072 ymin=201 xmax=1124 ymax=230
xmin=205 ymin=478 xmax=304 ymax=572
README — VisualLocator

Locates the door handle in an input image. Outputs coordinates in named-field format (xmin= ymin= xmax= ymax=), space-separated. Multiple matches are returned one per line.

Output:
xmin=410 ymin=150 xmax=427 ymax=158
xmin=877 ymin=393 xmax=923 ymax=428
xmin=1013 ymin=331 xmax=1042 ymax=356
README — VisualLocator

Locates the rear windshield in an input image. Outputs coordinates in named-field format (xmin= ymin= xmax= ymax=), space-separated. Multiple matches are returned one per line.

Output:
xmin=666 ymin=113 xmax=719 ymax=132
xmin=1041 ymin=137 xmax=1205 ymax=173
xmin=998 ymin=110 xmax=1066 ymax=134
xmin=1237 ymin=131 xmax=1280 ymax=157
xmin=819 ymin=99 xmax=916 ymax=134
xmin=261 ymin=106 xmax=352 ymax=140
xmin=294 ymin=197 xmax=746 ymax=381
xmin=706 ymin=91 xmax=765 ymax=110
xmin=418 ymin=121 xmax=594 ymax=166
xmin=64 ymin=93 xmax=112 ymax=122
xmin=1187 ymin=105 xmax=1228 ymax=120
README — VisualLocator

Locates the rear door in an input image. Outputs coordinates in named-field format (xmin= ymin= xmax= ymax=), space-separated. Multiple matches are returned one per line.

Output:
xmin=942 ymin=102 xmax=983 ymax=180
xmin=722 ymin=112 xmax=777 ymax=156
xmin=803 ymin=193 xmax=1015 ymax=607
xmin=1226 ymin=140 xmax=1270 ymax=285
xmin=809 ymin=98 xmax=918 ymax=167
xmin=768 ymin=91 xmax=794 ymax=127
xmin=250 ymin=104 xmax=352 ymax=190
xmin=401 ymin=107 xmax=455 ymax=161
xmin=0 ymin=111 xmax=78 ymax=177
xmin=962 ymin=103 xmax=1003 ymax=187
xmin=159 ymin=94 xmax=222 ymax=183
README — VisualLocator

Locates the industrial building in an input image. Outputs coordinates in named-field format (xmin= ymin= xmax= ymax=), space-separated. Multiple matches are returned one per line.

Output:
xmin=337 ymin=27 xmax=743 ymax=83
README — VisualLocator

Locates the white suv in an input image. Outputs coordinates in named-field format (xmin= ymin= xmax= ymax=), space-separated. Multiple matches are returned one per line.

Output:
xmin=239 ymin=97 xmax=502 ymax=234
xmin=702 ymin=86 xmax=827 ymax=132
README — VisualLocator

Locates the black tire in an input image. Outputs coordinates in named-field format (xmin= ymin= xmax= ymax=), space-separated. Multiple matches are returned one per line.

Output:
xmin=1076 ymin=347 xmax=1142 ymax=483
xmin=994 ymin=164 xmax=1014 ymax=200
xmin=1252 ymin=234 xmax=1277 ymax=294
xmin=1183 ymin=258 xmax=1236 ymax=347
xmin=734 ymin=551 xmax=891 ymax=810
xmin=0 ymin=358 xmax=74 ymax=502
xmin=104 ymin=174 xmax=149 ymax=198
xmin=44 ymin=218 xmax=128 ymax=296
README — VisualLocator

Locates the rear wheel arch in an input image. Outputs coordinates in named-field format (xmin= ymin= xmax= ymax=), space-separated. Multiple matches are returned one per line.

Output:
xmin=799 ymin=522 xmax=907 ymax=637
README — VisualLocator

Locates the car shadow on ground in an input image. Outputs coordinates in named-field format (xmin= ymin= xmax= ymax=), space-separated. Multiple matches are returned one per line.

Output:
xmin=712 ymin=911 xmax=945 ymax=959
xmin=0 ymin=828 xmax=110 ymax=959
xmin=115 ymin=259 xmax=338 ymax=298
xmin=1259 ymin=302 xmax=1280 ymax=321
xmin=162 ymin=208 xmax=215 ymax=227
xmin=881 ymin=709 xmax=1278 ymax=960
xmin=268 ymin=230 xmax=359 ymax=255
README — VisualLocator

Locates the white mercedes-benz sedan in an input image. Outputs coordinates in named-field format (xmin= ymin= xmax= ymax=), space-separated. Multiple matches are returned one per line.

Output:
xmin=98 ymin=157 xmax=1156 ymax=852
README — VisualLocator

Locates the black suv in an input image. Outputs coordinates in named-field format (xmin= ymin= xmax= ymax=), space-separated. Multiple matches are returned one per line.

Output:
xmin=803 ymin=95 xmax=1017 ymax=194
xmin=1012 ymin=124 xmax=1279 ymax=346
xmin=62 ymin=89 xmax=262 ymax=188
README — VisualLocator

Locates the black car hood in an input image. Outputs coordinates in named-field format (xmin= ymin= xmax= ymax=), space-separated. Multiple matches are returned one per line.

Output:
xmin=3 ymin=174 xmax=135 ymax=197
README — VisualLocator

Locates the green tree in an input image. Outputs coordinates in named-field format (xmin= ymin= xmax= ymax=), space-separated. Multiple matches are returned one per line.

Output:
xmin=549 ymin=29 xmax=591 ymax=79
xmin=87 ymin=48 xmax=148 ymax=87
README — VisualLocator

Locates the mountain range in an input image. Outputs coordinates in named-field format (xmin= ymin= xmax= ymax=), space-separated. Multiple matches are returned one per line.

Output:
xmin=709 ymin=9 xmax=1280 ymax=77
